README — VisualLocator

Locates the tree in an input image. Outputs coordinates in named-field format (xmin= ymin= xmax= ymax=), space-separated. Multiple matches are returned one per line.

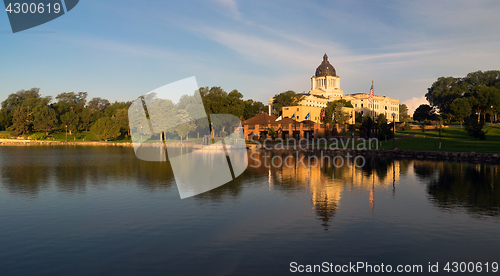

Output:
xmin=425 ymin=70 xmax=500 ymax=121
xmin=0 ymin=109 xmax=11 ymax=131
xmin=413 ymin=104 xmax=435 ymax=122
xmin=33 ymin=106 xmax=58 ymax=135
xmin=114 ymin=108 xmax=130 ymax=136
xmin=80 ymin=108 xmax=101 ymax=132
xmin=464 ymin=85 xmax=500 ymax=122
xmin=376 ymin=114 xmax=393 ymax=140
xmin=103 ymin=101 xmax=132 ymax=118
xmin=450 ymin=98 xmax=472 ymax=128
xmin=465 ymin=115 xmax=486 ymax=140
xmin=87 ymin=97 xmax=110 ymax=111
xmin=271 ymin=90 xmax=305 ymax=114
xmin=242 ymin=99 xmax=265 ymax=120
xmin=90 ymin=117 xmax=121 ymax=141
xmin=324 ymin=100 xmax=351 ymax=125
xmin=1 ymin=88 xmax=51 ymax=130
xmin=360 ymin=114 xmax=374 ymax=138
xmin=399 ymin=104 xmax=410 ymax=122
xmin=425 ymin=77 xmax=463 ymax=115
xmin=11 ymin=108 xmax=31 ymax=136
xmin=267 ymin=127 xmax=277 ymax=139
xmin=54 ymin=92 xmax=87 ymax=114
xmin=60 ymin=111 xmax=80 ymax=134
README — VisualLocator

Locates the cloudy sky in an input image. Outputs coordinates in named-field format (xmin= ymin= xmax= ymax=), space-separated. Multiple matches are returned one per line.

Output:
xmin=1 ymin=0 xmax=500 ymax=114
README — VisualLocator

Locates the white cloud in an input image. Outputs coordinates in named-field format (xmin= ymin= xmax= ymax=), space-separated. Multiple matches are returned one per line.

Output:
xmin=403 ymin=95 xmax=428 ymax=116
xmin=212 ymin=0 xmax=241 ymax=20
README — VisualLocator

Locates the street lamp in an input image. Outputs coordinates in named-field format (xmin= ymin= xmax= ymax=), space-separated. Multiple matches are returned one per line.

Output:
xmin=392 ymin=113 xmax=396 ymax=150
xmin=65 ymin=125 xmax=68 ymax=142
xmin=491 ymin=106 xmax=494 ymax=124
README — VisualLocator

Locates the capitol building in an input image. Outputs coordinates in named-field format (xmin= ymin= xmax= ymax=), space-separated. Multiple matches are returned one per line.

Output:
xmin=270 ymin=54 xmax=400 ymax=122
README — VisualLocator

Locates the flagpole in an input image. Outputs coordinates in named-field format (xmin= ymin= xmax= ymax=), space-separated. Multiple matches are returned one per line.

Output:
xmin=371 ymin=80 xmax=374 ymax=118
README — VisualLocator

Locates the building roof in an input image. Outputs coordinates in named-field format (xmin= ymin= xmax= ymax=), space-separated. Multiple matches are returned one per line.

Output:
xmin=241 ymin=112 xmax=278 ymax=125
xmin=315 ymin=53 xmax=337 ymax=78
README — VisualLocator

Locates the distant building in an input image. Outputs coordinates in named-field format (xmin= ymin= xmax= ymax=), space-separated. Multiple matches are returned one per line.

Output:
xmin=282 ymin=105 xmax=355 ymax=124
xmin=269 ymin=54 xmax=400 ymax=122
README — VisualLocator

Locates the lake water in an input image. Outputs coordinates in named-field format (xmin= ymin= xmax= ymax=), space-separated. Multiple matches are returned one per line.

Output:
xmin=1 ymin=146 xmax=499 ymax=275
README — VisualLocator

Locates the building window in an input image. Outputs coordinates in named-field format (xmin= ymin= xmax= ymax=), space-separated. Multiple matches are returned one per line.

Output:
xmin=361 ymin=104 xmax=364 ymax=108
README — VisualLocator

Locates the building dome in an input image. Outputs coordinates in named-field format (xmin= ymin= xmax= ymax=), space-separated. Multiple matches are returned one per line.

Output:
xmin=315 ymin=53 xmax=336 ymax=77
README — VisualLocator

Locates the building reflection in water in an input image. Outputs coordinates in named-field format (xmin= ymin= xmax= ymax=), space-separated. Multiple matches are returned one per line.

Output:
xmin=247 ymin=151 xmax=402 ymax=230
xmin=2 ymin=148 xmax=499 ymax=228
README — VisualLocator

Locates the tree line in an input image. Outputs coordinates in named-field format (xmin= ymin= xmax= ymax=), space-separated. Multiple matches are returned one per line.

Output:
xmin=414 ymin=70 xmax=500 ymax=139
xmin=0 ymin=86 xmax=266 ymax=141
xmin=415 ymin=70 xmax=500 ymax=123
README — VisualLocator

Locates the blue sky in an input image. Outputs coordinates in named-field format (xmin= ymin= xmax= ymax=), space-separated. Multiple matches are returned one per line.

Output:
xmin=1 ymin=0 xmax=500 ymax=114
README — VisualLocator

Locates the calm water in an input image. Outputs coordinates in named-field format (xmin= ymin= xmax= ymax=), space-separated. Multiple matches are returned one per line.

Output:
xmin=0 ymin=146 xmax=499 ymax=275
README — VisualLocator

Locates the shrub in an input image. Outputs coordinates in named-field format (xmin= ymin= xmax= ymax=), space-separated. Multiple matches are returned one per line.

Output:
xmin=29 ymin=132 xmax=47 ymax=140
xmin=403 ymin=123 xmax=412 ymax=131
xmin=90 ymin=117 xmax=120 ymax=141
xmin=465 ymin=115 xmax=486 ymax=140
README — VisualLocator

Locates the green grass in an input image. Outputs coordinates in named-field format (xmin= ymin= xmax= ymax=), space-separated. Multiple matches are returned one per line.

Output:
xmin=0 ymin=130 xmax=132 ymax=143
xmin=379 ymin=125 xmax=500 ymax=153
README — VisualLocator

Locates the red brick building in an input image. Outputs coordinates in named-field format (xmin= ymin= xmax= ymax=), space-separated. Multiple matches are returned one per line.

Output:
xmin=241 ymin=113 xmax=347 ymax=140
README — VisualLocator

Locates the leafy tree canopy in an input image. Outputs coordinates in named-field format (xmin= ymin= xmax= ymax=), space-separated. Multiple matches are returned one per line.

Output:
xmin=413 ymin=104 xmax=436 ymax=122
xmin=271 ymin=90 xmax=305 ymax=114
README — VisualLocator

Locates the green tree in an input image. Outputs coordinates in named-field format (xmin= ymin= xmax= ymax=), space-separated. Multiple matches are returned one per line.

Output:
xmin=464 ymin=85 xmax=500 ymax=122
xmin=114 ymin=108 xmax=130 ymax=136
xmin=425 ymin=70 xmax=500 ymax=121
xmin=376 ymin=114 xmax=393 ymax=140
xmin=360 ymin=114 xmax=374 ymax=138
xmin=1 ymin=88 xmax=51 ymax=130
xmin=450 ymin=98 xmax=472 ymax=128
xmin=0 ymin=109 xmax=10 ymax=131
xmin=103 ymin=101 xmax=131 ymax=118
xmin=87 ymin=97 xmax=110 ymax=111
xmin=413 ymin=104 xmax=435 ymax=122
xmin=242 ymin=99 xmax=265 ymax=120
xmin=267 ymin=127 xmax=277 ymax=139
xmin=271 ymin=90 xmax=305 ymax=114
xmin=11 ymin=108 xmax=31 ymax=136
xmin=60 ymin=111 xmax=80 ymax=134
xmin=425 ymin=77 xmax=463 ymax=116
xmin=33 ymin=106 xmax=58 ymax=135
xmin=80 ymin=108 xmax=101 ymax=132
xmin=324 ymin=100 xmax=351 ymax=125
xmin=90 ymin=117 xmax=121 ymax=141
xmin=399 ymin=104 xmax=410 ymax=122
xmin=465 ymin=115 xmax=486 ymax=140
xmin=54 ymin=92 xmax=87 ymax=114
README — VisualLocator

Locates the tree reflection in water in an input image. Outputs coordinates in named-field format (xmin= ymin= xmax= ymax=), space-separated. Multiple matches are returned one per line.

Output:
xmin=413 ymin=161 xmax=500 ymax=217
xmin=1 ymin=147 xmax=499 ymax=229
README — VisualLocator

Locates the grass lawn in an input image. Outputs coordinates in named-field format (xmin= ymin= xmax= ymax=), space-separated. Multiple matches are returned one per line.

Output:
xmin=379 ymin=125 xmax=500 ymax=153
xmin=0 ymin=131 xmax=132 ymax=143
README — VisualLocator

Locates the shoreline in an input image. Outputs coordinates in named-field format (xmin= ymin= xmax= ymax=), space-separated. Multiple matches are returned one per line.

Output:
xmin=1 ymin=139 xmax=499 ymax=165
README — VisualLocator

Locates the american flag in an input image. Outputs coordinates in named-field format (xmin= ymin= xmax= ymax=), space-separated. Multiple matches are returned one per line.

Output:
xmin=368 ymin=81 xmax=374 ymax=104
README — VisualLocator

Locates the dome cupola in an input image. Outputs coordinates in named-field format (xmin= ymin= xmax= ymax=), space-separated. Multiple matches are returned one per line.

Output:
xmin=315 ymin=53 xmax=336 ymax=77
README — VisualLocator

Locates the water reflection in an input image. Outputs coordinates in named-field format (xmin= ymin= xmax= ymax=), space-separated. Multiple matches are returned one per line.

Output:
xmin=1 ymin=147 xmax=499 ymax=225
xmin=0 ymin=146 xmax=175 ymax=196
xmin=413 ymin=161 xmax=500 ymax=217
xmin=245 ymin=152 xmax=402 ymax=230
